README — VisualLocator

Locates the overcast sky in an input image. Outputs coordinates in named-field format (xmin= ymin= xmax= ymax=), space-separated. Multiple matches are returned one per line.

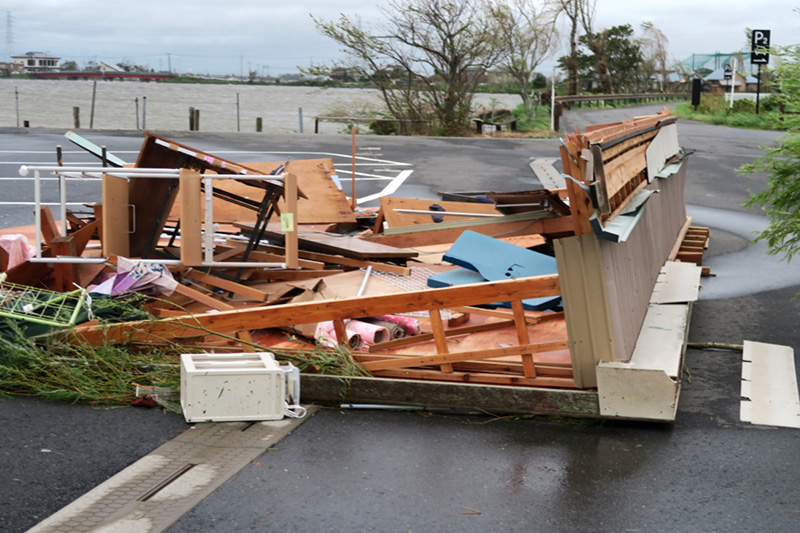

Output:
xmin=4 ymin=1 xmax=798 ymax=76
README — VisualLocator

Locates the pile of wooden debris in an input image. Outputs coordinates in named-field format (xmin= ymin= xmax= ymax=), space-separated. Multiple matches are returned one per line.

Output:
xmin=0 ymin=111 xmax=710 ymax=421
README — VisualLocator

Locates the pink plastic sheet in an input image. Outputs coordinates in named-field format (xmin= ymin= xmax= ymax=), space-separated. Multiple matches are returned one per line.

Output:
xmin=0 ymin=234 xmax=35 ymax=270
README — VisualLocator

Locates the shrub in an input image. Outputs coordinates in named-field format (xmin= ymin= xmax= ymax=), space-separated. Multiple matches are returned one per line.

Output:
xmin=369 ymin=120 xmax=398 ymax=135
xmin=732 ymin=99 xmax=755 ymax=114
xmin=698 ymin=94 xmax=726 ymax=114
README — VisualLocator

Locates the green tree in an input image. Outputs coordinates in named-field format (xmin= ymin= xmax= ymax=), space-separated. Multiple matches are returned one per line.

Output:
xmin=559 ymin=24 xmax=645 ymax=93
xmin=61 ymin=60 xmax=78 ymax=71
xmin=489 ymin=0 xmax=557 ymax=118
xmin=742 ymin=44 xmax=800 ymax=267
xmin=314 ymin=0 xmax=502 ymax=135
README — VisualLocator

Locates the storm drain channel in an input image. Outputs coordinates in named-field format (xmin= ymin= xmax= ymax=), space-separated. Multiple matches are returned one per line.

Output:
xmin=29 ymin=408 xmax=317 ymax=533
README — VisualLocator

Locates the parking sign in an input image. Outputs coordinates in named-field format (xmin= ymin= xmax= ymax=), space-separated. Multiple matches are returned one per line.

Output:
xmin=751 ymin=29 xmax=771 ymax=64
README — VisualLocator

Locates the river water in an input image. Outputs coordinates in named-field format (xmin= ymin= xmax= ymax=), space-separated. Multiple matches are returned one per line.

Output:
xmin=0 ymin=79 xmax=521 ymax=134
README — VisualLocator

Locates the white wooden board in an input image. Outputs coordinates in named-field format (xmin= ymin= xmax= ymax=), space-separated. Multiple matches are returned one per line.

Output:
xmin=651 ymin=261 xmax=702 ymax=304
xmin=645 ymin=123 xmax=680 ymax=181
xmin=529 ymin=158 xmax=564 ymax=190
xmin=740 ymin=341 xmax=800 ymax=428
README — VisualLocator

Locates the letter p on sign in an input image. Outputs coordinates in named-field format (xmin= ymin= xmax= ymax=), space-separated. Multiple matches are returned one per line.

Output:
xmin=751 ymin=29 xmax=771 ymax=64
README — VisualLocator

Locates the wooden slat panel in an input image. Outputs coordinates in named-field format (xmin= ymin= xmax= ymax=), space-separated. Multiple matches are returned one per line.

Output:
xmin=75 ymin=274 xmax=561 ymax=344
xmin=602 ymin=143 xmax=648 ymax=200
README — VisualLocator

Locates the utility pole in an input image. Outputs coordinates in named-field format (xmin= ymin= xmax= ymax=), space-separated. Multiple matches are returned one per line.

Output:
xmin=5 ymin=12 xmax=14 ymax=61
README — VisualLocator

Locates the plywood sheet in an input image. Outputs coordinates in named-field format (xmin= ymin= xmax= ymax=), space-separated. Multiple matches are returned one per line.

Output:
xmin=168 ymin=159 xmax=355 ymax=225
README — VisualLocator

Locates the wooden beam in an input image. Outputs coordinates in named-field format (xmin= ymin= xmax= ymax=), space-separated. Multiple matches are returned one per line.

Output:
xmin=38 ymin=206 xmax=59 ymax=245
xmin=512 ymin=299 xmax=537 ymax=378
xmin=429 ymin=308 xmax=453 ymax=373
xmin=361 ymin=340 xmax=569 ymax=372
xmin=370 ymin=368 xmax=575 ymax=389
xmin=179 ymin=169 xmax=203 ymax=266
xmin=75 ymin=273 xmax=561 ymax=344
xmin=183 ymin=269 xmax=269 ymax=302
xmin=367 ymin=319 xmax=517 ymax=352
xmin=284 ymin=171 xmax=299 ymax=269
xmin=101 ymin=174 xmax=130 ymax=257
xmin=50 ymin=236 xmax=77 ymax=291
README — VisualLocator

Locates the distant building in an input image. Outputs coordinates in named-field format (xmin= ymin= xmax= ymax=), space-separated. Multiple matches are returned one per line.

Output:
xmin=99 ymin=61 xmax=122 ymax=73
xmin=0 ymin=61 xmax=25 ymax=76
xmin=11 ymin=52 xmax=61 ymax=72
xmin=704 ymin=67 xmax=746 ymax=94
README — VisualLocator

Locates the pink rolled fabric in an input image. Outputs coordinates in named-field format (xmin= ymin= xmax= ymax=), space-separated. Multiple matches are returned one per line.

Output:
xmin=314 ymin=321 xmax=362 ymax=350
xmin=374 ymin=314 xmax=421 ymax=336
xmin=346 ymin=319 xmax=390 ymax=348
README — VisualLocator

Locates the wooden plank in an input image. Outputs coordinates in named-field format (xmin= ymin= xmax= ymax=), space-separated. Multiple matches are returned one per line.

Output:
xmin=213 ymin=245 xmax=247 ymax=262
xmin=667 ymin=217 xmax=693 ymax=261
xmin=564 ymin=172 xmax=594 ymax=236
xmin=362 ymin=215 xmax=574 ymax=248
xmin=429 ymin=309 xmax=453 ymax=373
xmin=75 ymin=273 xmax=561 ymax=344
xmin=602 ymin=143 xmax=648 ymax=200
xmin=183 ymin=269 xmax=269 ymax=302
xmin=371 ymin=368 xmax=575 ymax=389
xmin=379 ymin=197 xmax=500 ymax=229
xmin=284 ymin=171 xmax=299 ymax=269
xmin=241 ymin=242 xmax=410 ymax=275
xmin=173 ymin=283 xmax=238 ymax=312
xmin=179 ymin=169 xmax=203 ymax=266
xmin=300 ymin=374 xmax=598 ymax=416
xmin=512 ymin=299 xmax=537 ymax=378
xmin=236 ymin=222 xmax=417 ymax=261
xmin=51 ymin=236 xmax=77 ymax=291
xmin=38 ymin=206 xmax=59 ymax=244
xmin=368 ymin=319 xmax=517 ymax=352
xmin=101 ymin=174 xmax=130 ymax=257
xmin=362 ymin=341 xmax=569 ymax=372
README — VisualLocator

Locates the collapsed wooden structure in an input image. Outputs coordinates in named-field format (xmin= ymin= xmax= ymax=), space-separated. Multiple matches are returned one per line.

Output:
xmin=2 ymin=111 xmax=707 ymax=421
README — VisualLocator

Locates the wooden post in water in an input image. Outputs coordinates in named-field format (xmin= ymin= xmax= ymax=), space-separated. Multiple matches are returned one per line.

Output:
xmin=194 ymin=108 xmax=200 ymax=131
xmin=73 ymin=107 xmax=80 ymax=128
xmin=90 ymin=81 xmax=97 ymax=129
xmin=142 ymin=96 xmax=147 ymax=129
xmin=236 ymin=93 xmax=240 ymax=132
xmin=256 ymin=117 xmax=263 ymax=132
xmin=135 ymin=97 xmax=139 ymax=129
xmin=189 ymin=107 xmax=195 ymax=131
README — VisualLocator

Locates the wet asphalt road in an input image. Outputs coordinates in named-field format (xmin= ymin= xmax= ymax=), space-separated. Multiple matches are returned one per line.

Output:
xmin=1 ymin=107 xmax=799 ymax=532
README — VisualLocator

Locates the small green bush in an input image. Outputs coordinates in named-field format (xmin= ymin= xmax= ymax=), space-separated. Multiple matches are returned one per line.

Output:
xmin=369 ymin=120 xmax=398 ymax=135
xmin=732 ymin=99 xmax=755 ymax=114
xmin=698 ymin=94 xmax=725 ymax=114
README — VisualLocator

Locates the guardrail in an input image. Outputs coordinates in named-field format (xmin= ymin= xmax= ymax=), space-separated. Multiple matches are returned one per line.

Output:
xmin=314 ymin=116 xmax=431 ymax=134
xmin=552 ymin=92 xmax=690 ymax=130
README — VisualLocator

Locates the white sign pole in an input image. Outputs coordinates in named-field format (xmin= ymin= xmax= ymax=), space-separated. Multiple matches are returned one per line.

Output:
xmin=729 ymin=58 xmax=737 ymax=110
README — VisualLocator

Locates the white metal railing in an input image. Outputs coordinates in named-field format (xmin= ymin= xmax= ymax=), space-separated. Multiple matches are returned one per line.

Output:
xmin=18 ymin=165 xmax=288 ymax=269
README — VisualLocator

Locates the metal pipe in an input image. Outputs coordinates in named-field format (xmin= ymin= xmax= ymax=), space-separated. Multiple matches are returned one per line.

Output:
xmin=34 ymin=170 xmax=42 ymax=259
xmin=59 ymin=173 xmax=67 ymax=237
xmin=204 ymin=176 xmax=215 ymax=265
xmin=20 ymin=165 xmax=182 ymax=175
xmin=392 ymin=209 xmax=502 ymax=218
